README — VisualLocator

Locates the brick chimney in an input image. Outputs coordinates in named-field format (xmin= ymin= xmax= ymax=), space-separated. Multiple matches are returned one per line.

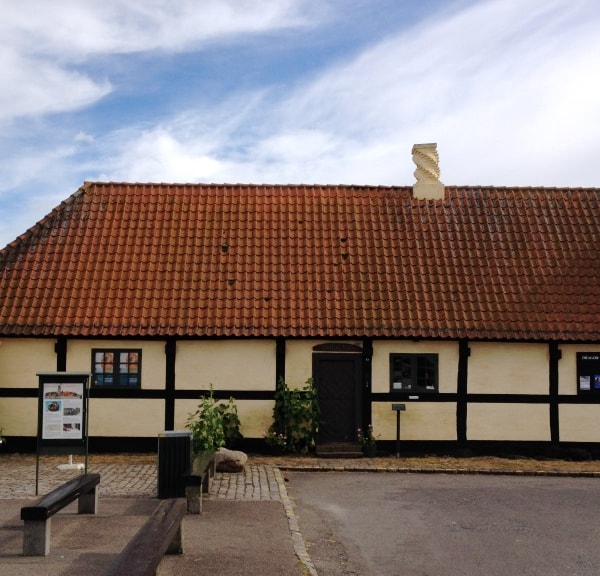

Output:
xmin=412 ymin=143 xmax=444 ymax=200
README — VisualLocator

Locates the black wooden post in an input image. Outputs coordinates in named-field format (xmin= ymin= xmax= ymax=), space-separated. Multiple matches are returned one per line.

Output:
xmin=392 ymin=404 xmax=405 ymax=457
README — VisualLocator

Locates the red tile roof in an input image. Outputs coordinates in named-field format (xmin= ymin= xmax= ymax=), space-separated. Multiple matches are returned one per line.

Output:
xmin=1 ymin=182 xmax=599 ymax=340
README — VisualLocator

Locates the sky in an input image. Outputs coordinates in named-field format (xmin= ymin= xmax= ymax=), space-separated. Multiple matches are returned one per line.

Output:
xmin=1 ymin=0 xmax=599 ymax=248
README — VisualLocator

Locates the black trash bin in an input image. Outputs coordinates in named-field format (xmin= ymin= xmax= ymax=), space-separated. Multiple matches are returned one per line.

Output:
xmin=157 ymin=430 xmax=192 ymax=498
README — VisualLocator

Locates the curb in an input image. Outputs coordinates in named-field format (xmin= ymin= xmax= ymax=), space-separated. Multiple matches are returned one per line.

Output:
xmin=273 ymin=467 xmax=319 ymax=576
xmin=274 ymin=465 xmax=600 ymax=477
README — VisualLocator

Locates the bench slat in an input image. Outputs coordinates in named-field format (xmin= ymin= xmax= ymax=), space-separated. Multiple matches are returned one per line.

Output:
xmin=191 ymin=451 xmax=215 ymax=475
xmin=105 ymin=498 xmax=187 ymax=576
xmin=21 ymin=473 xmax=101 ymax=520
xmin=184 ymin=451 xmax=215 ymax=514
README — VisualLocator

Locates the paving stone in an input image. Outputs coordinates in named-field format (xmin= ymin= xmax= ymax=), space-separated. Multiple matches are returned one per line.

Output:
xmin=0 ymin=455 xmax=282 ymax=502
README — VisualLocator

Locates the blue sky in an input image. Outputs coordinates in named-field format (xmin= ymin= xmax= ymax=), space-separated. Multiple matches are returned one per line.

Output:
xmin=1 ymin=0 xmax=599 ymax=248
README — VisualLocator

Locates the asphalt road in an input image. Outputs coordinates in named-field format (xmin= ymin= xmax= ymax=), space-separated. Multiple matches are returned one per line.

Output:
xmin=285 ymin=472 xmax=600 ymax=576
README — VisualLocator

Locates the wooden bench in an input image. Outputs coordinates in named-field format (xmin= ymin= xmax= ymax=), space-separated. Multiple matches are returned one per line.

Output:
xmin=21 ymin=472 xmax=101 ymax=556
xmin=183 ymin=450 xmax=216 ymax=514
xmin=104 ymin=498 xmax=187 ymax=576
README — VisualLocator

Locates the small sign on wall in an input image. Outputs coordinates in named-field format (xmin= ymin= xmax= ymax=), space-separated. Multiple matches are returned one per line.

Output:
xmin=577 ymin=353 xmax=600 ymax=394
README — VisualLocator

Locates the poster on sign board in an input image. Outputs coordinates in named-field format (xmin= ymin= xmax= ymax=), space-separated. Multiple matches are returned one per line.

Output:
xmin=41 ymin=382 xmax=84 ymax=440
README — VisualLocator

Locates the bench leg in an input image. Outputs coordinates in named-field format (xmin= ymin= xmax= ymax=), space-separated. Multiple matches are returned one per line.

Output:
xmin=78 ymin=485 xmax=98 ymax=514
xmin=202 ymin=472 xmax=210 ymax=494
xmin=185 ymin=484 xmax=202 ymax=514
xmin=166 ymin=521 xmax=183 ymax=555
xmin=23 ymin=518 xmax=51 ymax=556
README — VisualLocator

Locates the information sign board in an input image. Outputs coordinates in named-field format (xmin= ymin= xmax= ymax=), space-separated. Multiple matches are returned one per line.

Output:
xmin=577 ymin=353 xmax=600 ymax=394
xmin=36 ymin=373 xmax=90 ymax=451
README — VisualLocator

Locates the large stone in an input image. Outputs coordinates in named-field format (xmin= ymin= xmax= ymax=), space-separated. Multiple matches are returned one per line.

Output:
xmin=215 ymin=448 xmax=247 ymax=473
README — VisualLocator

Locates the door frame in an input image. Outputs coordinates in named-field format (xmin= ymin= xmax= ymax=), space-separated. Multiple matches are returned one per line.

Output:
xmin=312 ymin=345 xmax=364 ymax=443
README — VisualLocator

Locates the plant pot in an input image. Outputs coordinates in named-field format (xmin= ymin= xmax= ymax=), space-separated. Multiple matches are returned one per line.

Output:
xmin=363 ymin=445 xmax=377 ymax=458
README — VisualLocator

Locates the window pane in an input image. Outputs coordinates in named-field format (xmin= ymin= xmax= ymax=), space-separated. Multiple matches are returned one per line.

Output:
xmin=417 ymin=356 xmax=436 ymax=390
xmin=390 ymin=354 xmax=437 ymax=393
xmin=92 ymin=349 xmax=141 ymax=388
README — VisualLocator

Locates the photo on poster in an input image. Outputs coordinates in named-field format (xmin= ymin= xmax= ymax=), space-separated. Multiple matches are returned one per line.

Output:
xmin=595 ymin=375 xmax=600 ymax=389
xmin=45 ymin=400 xmax=62 ymax=413
xmin=580 ymin=376 xmax=591 ymax=391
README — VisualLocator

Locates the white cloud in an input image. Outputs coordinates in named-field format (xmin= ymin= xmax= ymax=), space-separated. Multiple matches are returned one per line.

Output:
xmin=2 ymin=0 xmax=315 ymax=57
xmin=74 ymin=131 xmax=95 ymax=143
xmin=1 ymin=0 xmax=600 ymax=249
xmin=247 ymin=0 xmax=600 ymax=186
xmin=92 ymin=0 xmax=600 ymax=188
xmin=0 ymin=0 xmax=318 ymax=122
xmin=231 ymin=0 xmax=600 ymax=186
xmin=113 ymin=128 xmax=222 ymax=182
xmin=0 ymin=49 xmax=111 ymax=122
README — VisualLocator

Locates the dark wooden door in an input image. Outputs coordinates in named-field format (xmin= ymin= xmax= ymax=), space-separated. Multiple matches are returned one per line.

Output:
xmin=313 ymin=353 xmax=362 ymax=443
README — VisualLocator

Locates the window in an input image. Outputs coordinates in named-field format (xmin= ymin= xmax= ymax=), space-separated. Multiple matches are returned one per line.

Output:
xmin=92 ymin=349 xmax=141 ymax=388
xmin=390 ymin=353 xmax=438 ymax=393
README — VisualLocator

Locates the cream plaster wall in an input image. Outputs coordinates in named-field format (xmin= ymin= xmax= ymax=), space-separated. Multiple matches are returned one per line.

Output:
xmin=372 ymin=401 xmax=457 ymax=440
xmin=176 ymin=340 xmax=276 ymax=390
xmin=66 ymin=340 xmax=166 ymax=390
xmin=558 ymin=345 xmax=600 ymax=396
xmin=468 ymin=342 xmax=548 ymax=395
xmin=467 ymin=403 xmax=549 ymax=440
xmin=559 ymin=404 xmax=600 ymax=442
xmin=0 ymin=398 xmax=37 ymax=435
xmin=285 ymin=340 xmax=320 ymax=387
xmin=371 ymin=341 xmax=459 ymax=394
xmin=0 ymin=338 xmax=56 ymax=388
xmin=88 ymin=399 xmax=164 ymax=436
xmin=174 ymin=398 xmax=274 ymax=439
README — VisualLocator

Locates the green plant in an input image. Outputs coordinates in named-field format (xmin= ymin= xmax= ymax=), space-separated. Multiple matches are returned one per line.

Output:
xmin=357 ymin=424 xmax=379 ymax=447
xmin=186 ymin=390 xmax=243 ymax=453
xmin=217 ymin=397 xmax=243 ymax=449
xmin=266 ymin=377 xmax=319 ymax=454
xmin=186 ymin=388 xmax=225 ymax=453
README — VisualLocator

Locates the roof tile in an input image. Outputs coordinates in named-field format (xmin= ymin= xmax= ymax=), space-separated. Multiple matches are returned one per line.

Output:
xmin=1 ymin=183 xmax=600 ymax=340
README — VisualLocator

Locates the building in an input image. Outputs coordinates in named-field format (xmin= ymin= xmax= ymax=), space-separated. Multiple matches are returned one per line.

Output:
xmin=1 ymin=144 xmax=600 ymax=454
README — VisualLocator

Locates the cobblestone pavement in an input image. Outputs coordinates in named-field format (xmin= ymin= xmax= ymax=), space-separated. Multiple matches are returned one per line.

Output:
xmin=211 ymin=463 xmax=284 ymax=500
xmin=2 ymin=452 xmax=599 ymax=500
xmin=3 ymin=452 xmax=593 ymax=576
xmin=0 ymin=454 xmax=284 ymax=501
xmin=0 ymin=454 xmax=316 ymax=575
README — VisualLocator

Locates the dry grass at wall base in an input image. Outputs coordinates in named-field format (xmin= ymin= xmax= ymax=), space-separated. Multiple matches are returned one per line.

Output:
xmin=4 ymin=449 xmax=600 ymax=476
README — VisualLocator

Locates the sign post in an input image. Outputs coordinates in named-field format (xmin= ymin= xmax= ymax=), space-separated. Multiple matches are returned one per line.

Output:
xmin=35 ymin=372 xmax=90 ymax=494
xmin=392 ymin=403 xmax=406 ymax=458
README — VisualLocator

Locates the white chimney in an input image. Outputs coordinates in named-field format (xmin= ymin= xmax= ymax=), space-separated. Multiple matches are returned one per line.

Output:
xmin=412 ymin=143 xmax=444 ymax=200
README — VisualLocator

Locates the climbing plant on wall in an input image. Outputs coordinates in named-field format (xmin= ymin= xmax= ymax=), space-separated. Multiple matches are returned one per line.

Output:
xmin=266 ymin=377 xmax=319 ymax=453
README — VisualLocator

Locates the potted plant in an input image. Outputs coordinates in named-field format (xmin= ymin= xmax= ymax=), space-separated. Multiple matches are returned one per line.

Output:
xmin=263 ymin=430 xmax=288 ymax=454
xmin=357 ymin=424 xmax=379 ymax=457
xmin=186 ymin=388 xmax=243 ymax=455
